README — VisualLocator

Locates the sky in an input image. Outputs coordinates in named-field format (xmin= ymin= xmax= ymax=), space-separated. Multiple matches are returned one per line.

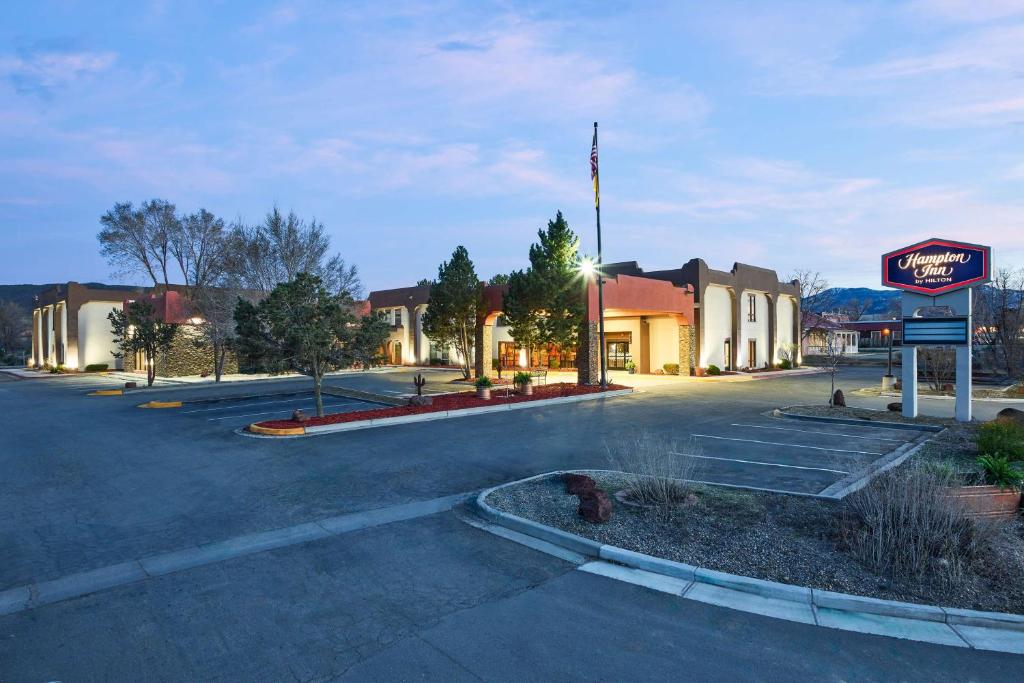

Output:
xmin=1 ymin=0 xmax=1023 ymax=291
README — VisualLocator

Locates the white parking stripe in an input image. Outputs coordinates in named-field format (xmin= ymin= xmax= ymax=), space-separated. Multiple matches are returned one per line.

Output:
xmin=729 ymin=423 xmax=906 ymax=443
xmin=670 ymin=451 xmax=849 ymax=475
xmin=206 ymin=402 xmax=361 ymax=421
xmin=689 ymin=433 xmax=882 ymax=456
xmin=183 ymin=396 xmax=315 ymax=413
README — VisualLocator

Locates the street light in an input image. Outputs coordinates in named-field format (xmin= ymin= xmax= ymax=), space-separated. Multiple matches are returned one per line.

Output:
xmin=882 ymin=327 xmax=895 ymax=389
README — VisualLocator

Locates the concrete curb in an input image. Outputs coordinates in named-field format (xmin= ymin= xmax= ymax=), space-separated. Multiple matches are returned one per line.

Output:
xmin=473 ymin=471 xmax=1024 ymax=652
xmin=855 ymin=389 xmax=1024 ymax=404
xmin=775 ymin=407 xmax=945 ymax=432
xmin=243 ymin=388 xmax=635 ymax=438
xmin=818 ymin=431 xmax=936 ymax=499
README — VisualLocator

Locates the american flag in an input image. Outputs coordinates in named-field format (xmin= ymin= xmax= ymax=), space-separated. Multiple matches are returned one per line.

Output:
xmin=590 ymin=125 xmax=599 ymax=208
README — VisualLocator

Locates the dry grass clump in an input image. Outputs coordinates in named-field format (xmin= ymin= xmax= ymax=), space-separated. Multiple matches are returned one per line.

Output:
xmin=840 ymin=464 xmax=1003 ymax=586
xmin=604 ymin=429 xmax=702 ymax=508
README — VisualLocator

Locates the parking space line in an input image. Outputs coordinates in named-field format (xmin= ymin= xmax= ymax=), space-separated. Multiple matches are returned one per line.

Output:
xmin=671 ymin=451 xmax=849 ymax=475
xmin=729 ymin=424 xmax=907 ymax=443
xmin=689 ymin=434 xmax=882 ymax=456
xmin=182 ymin=396 xmax=315 ymax=413
xmin=206 ymin=402 xmax=362 ymax=421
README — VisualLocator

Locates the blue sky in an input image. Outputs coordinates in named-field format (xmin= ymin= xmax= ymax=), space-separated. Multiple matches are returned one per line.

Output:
xmin=2 ymin=0 xmax=1023 ymax=290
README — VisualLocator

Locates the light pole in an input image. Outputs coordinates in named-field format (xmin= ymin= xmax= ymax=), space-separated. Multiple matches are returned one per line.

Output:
xmin=882 ymin=327 xmax=895 ymax=390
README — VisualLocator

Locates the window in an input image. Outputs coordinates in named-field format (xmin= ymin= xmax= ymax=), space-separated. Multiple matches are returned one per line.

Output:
xmin=392 ymin=309 xmax=402 ymax=326
xmin=747 ymin=294 xmax=757 ymax=322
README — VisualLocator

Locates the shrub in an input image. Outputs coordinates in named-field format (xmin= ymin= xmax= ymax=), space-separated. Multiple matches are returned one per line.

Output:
xmin=513 ymin=371 xmax=532 ymax=386
xmin=778 ymin=358 xmax=793 ymax=370
xmin=604 ymin=429 xmax=701 ymax=512
xmin=84 ymin=363 xmax=108 ymax=372
xmin=840 ymin=465 xmax=999 ymax=584
xmin=624 ymin=360 xmax=637 ymax=374
xmin=706 ymin=364 xmax=722 ymax=376
xmin=976 ymin=421 xmax=1024 ymax=461
xmin=474 ymin=376 xmax=493 ymax=388
xmin=549 ymin=357 xmax=561 ymax=369
xmin=977 ymin=455 xmax=1024 ymax=489
xmin=663 ymin=363 xmax=680 ymax=375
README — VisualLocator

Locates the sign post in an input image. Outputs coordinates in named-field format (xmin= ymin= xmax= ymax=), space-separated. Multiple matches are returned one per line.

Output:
xmin=881 ymin=238 xmax=990 ymax=423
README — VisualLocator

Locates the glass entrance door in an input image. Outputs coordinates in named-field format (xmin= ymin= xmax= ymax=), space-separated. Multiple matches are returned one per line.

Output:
xmin=606 ymin=341 xmax=631 ymax=369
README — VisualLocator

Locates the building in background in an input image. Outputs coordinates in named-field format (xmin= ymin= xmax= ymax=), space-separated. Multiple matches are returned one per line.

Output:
xmin=369 ymin=257 xmax=799 ymax=379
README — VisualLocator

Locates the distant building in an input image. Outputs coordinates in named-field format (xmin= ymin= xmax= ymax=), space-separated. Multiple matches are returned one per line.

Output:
xmin=801 ymin=312 xmax=860 ymax=356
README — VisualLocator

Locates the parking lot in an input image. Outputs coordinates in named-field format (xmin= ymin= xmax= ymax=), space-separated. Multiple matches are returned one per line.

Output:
xmin=175 ymin=391 xmax=383 ymax=429
xmin=683 ymin=416 xmax=929 ymax=495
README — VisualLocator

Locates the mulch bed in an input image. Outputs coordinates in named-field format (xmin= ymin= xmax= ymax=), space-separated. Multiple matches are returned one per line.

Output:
xmin=256 ymin=382 xmax=628 ymax=429
xmin=488 ymin=472 xmax=1024 ymax=614
xmin=781 ymin=404 xmax=957 ymax=427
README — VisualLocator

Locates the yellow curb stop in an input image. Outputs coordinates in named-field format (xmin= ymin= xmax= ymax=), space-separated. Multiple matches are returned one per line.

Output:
xmin=139 ymin=400 xmax=182 ymax=409
xmin=248 ymin=423 xmax=306 ymax=436
xmin=87 ymin=389 xmax=123 ymax=396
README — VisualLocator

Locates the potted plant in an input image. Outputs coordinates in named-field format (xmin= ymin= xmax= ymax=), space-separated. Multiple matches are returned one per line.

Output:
xmin=475 ymin=376 xmax=493 ymax=400
xmin=625 ymin=360 xmax=637 ymax=375
xmin=514 ymin=371 xmax=533 ymax=396
xmin=948 ymin=454 xmax=1022 ymax=519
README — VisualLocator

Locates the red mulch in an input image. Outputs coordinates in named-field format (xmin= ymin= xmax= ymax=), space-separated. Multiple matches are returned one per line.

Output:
xmin=256 ymin=382 xmax=627 ymax=429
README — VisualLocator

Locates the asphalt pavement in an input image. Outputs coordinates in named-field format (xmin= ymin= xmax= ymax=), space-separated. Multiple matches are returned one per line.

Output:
xmin=2 ymin=365 xmax=1022 ymax=680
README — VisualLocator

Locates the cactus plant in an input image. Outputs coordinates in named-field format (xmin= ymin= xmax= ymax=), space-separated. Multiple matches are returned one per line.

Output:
xmin=413 ymin=373 xmax=426 ymax=396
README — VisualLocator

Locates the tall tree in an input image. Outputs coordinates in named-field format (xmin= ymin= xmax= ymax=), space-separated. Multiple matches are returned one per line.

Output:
xmin=238 ymin=272 xmax=356 ymax=416
xmin=98 ymin=199 xmax=180 ymax=289
xmin=108 ymin=300 xmax=178 ymax=387
xmin=530 ymin=211 xmax=585 ymax=354
xmin=346 ymin=314 xmax=392 ymax=370
xmin=169 ymin=208 xmax=226 ymax=302
xmin=421 ymin=246 xmax=480 ymax=380
xmin=487 ymin=273 xmax=510 ymax=286
xmin=502 ymin=269 xmax=542 ymax=361
xmin=225 ymin=207 xmax=361 ymax=298
xmin=0 ymin=300 xmax=29 ymax=356
xmin=788 ymin=269 xmax=829 ymax=344
xmin=975 ymin=267 xmax=1024 ymax=378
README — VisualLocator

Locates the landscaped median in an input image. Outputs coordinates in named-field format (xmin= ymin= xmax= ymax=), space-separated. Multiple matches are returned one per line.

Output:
xmin=475 ymin=469 xmax=1024 ymax=653
xmin=245 ymin=382 xmax=632 ymax=437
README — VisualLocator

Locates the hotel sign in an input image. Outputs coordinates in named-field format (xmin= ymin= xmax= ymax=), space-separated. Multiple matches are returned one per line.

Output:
xmin=882 ymin=238 xmax=990 ymax=295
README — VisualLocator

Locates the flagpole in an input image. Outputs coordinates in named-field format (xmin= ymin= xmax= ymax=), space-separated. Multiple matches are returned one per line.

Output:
xmin=594 ymin=121 xmax=607 ymax=389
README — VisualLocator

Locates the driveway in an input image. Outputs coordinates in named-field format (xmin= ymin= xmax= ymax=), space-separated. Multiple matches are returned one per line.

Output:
xmin=2 ymin=365 xmax=1021 ymax=680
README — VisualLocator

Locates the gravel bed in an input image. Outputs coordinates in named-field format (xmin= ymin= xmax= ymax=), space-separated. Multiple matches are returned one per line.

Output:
xmin=781 ymin=404 xmax=956 ymax=427
xmin=487 ymin=472 xmax=1024 ymax=614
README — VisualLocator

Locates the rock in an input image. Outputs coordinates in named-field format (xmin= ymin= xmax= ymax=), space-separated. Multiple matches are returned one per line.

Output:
xmin=561 ymin=473 xmax=596 ymax=496
xmin=941 ymin=383 xmax=954 ymax=393
xmin=832 ymin=389 xmax=846 ymax=407
xmin=894 ymin=380 xmax=902 ymax=390
xmin=124 ymin=381 xmax=137 ymax=389
xmin=578 ymin=489 xmax=613 ymax=523
xmin=292 ymin=409 xmax=310 ymax=423
xmin=408 ymin=395 xmax=433 ymax=407
xmin=887 ymin=402 xmax=902 ymax=412
xmin=996 ymin=407 xmax=1024 ymax=427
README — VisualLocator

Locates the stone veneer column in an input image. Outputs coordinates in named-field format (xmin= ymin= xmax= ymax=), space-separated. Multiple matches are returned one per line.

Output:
xmin=678 ymin=324 xmax=696 ymax=376
xmin=577 ymin=321 xmax=600 ymax=385
xmin=474 ymin=318 xmax=493 ymax=379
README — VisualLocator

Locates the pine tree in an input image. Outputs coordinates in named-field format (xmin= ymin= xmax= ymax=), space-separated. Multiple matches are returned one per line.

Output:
xmin=421 ymin=246 xmax=480 ymax=380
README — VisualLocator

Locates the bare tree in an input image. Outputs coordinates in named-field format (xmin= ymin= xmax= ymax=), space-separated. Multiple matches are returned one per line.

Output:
xmin=839 ymin=297 xmax=874 ymax=321
xmin=98 ymin=199 xmax=179 ymax=289
xmin=193 ymin=279 xmax=245 ymax=382
xmin=974 ymin=267 xmax=1024 ymax=379
xmin=0 ymin=300 xmax=30 ymax=357
xmin=169 ymin=209 xmax=226 ymax=303
xmin=823 ymin=330 xmax=848 ymax=404
xmin=789 ymin=269 xmax=829 ymax=343
xmin=921 ymin=347 xmax=956 ymax=392
xmin=225 ymin=207 xmax=362 ymax=299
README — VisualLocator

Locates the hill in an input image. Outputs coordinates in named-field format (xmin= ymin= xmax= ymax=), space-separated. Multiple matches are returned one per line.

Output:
xmin=806 ymin=288 xmax=900 ymax=316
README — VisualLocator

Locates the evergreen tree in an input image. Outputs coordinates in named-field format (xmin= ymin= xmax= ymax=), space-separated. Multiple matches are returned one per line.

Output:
xmin=108 ymin=300 xmax=178 ymax=387
xmin=502 ymin=269 xmax=542 ymax=361
xmin=346 ymin=313 xmax=392 ymax=370
xmin=421 ymin=246 xmax=480 ymax=379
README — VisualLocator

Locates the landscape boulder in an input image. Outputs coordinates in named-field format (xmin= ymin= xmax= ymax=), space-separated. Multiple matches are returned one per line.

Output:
xmin=408 ymin=395 xmax=433 ymax=407
xmin=996 ymin=407 xmax=1024 ymax=427
xmin=561 ymin=473 xmax=597 ymax=496
xmin=887 ymin=402 xmax=902 ymax=412
xmin=124 ymin=381 xmax=137 ymax=389
xmin=832 ymin=389 xmax=846 ymax=407
xmin=577 ymin=489 xmax=613 ymax=524
xmin=940 ymin=383 xmax=954 ymax=393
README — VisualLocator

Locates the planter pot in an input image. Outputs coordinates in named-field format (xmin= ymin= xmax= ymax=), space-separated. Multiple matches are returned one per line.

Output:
xmin=476 ymin=387 xmax=491 ymax=400
xmin=881 ymin=374 xmax=896 ymax=391
xmin=946 ymin=485 xmax=1021 ymax=520
xmin=518 ymin=383 xmax=533 ymax=396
